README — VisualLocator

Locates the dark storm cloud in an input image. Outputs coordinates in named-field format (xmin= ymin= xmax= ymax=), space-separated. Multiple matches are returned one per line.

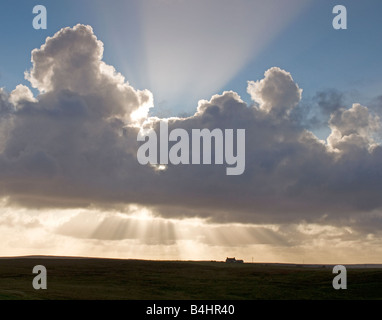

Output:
xmin=0 ymin=25 xmax=381 ymax=232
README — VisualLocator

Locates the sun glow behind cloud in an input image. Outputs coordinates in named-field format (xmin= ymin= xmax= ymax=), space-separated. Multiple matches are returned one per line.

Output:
xmin=96 ymin=0 xmax=312 ymax=114
xmin=141 ymin=0 xmax=313 ymax=113
xmin=1 ymin=200 xmax=381 ymax=263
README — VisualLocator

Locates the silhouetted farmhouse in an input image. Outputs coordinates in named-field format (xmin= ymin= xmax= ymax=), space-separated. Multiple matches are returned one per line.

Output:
xmin=225 ymin=257 xmax=244 ymax=263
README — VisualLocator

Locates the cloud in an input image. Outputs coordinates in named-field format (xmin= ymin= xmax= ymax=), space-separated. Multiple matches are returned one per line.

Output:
xmin=0 ymin=24 xmax=381 ymax=238
xmin=289 ymin=89 xmax=346 ymax=131
xmin=9 ymin=85 xmax=37 ymax=108
xmin=0 ymin=89 xmax=14 ymax=154
xmin=0 ymin=88 xmax=13 ymax=115
xmin=1 ymin=204 xmax=381 ymax=263
xmin=315 ymin=89 xmax=345 ymax=116
xmin=25 ymin=24 xmax=153 ymax=121
xmin=327 ymin=103 xmax=380 ymax=152
xmin=247 ymin=67 xmax=302 ymax=117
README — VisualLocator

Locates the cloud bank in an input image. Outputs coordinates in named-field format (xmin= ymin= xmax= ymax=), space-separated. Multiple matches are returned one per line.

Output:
xmin=0 ymin=24 xmax=381 ymax=240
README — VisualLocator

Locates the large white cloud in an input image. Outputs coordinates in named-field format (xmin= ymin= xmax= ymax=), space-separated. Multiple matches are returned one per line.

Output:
xmin=25 ymin=24 xmax=153 ymax=121
xmin=0 ymin=24 xmax=381 ymax=237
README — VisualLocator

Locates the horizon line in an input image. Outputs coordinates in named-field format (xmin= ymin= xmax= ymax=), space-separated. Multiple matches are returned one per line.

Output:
xmin=1 ymin=255 xmax=382 ymax=268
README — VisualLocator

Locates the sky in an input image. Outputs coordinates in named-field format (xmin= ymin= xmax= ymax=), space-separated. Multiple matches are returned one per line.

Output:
xmin=0 ymin=0 xmax=382 ymax=264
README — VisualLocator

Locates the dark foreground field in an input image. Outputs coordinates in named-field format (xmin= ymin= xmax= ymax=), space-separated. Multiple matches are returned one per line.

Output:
xmin=0 ymin=257 xmax=381 ymax=300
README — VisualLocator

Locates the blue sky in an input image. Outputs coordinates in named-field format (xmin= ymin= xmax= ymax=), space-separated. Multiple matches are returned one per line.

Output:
xmin=1 ymin=0 xmax=382 ymax=116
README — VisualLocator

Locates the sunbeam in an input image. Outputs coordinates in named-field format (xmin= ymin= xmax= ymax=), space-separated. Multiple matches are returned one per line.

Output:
xmin=138 ymin=0 xmax=312 ymax=114
xmin=90 ymin=0 xmax=312 ymax=115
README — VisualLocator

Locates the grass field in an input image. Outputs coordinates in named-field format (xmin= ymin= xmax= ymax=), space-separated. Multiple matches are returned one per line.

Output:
xmin=0 ymin=257 xmax=381 ymax=300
